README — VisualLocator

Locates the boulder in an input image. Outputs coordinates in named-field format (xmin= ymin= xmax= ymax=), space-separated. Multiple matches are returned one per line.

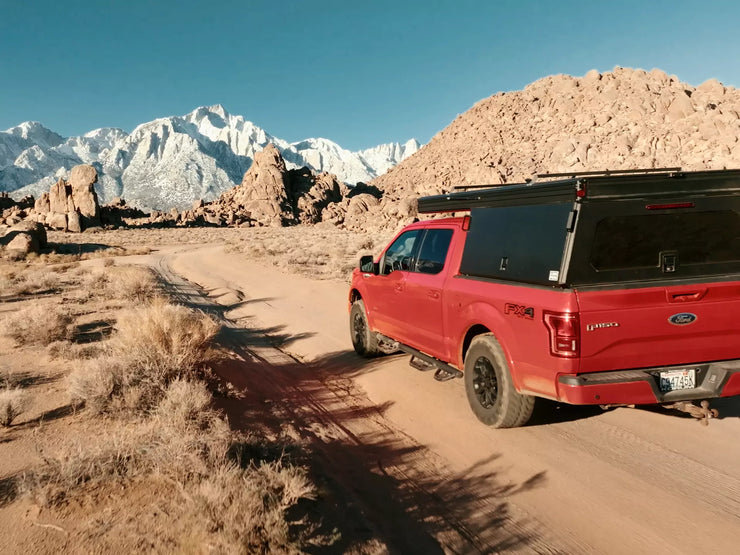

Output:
xmin=11 ymin=221 xmax=47 ymax=248
xmin=1 ymin=221 xmax=46 ymax=255
xmin=69 ymin=164 xmax=101 ymax=227
xmin=67 ymin=211 xmax=82 ymax=233
xmin=49 ymin=179 xmax=69 ymax=214
xmin=34 ymin=193 xmax=50 ymax=214
xmin=46 ymin=212 xmax=68 ymax=230
xmin=4 ymin=232 xmax=35 ymax=255
xmin=69 ymin=164 xmax=98 ymax=189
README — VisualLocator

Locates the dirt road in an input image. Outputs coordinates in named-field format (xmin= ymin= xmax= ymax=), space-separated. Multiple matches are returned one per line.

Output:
xmin=158 ymin=244 xmax=740 ymax=554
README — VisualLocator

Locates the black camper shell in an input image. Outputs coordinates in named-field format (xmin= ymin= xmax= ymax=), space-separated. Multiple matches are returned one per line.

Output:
xmin=417 ymin=169 xmax=740 ymax=288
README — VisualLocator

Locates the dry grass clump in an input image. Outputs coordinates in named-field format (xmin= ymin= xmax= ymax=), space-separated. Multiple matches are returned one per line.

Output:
xmin=0 ymin=303 xmax=72 ymax=346
xmin=0 ymin=265 xmax=62 ymax=297
xmin=27 ymin=377 xmax=317 ymax=552
xmin=28 ymin=379 xmax=231 ymax=505
xmin=47 ymin=340 xmax=102 ymax=361
xmin=110 ymin=266 xmax=158 ymax=303
xmin=0 ymin=387 xmax=29 ymax=426
xmin=187 ymin=459 xmax=315 ymax=552
xmin=112 ymin=300 xmax=219 ymax=382
xmin=67 ymin=301 xmax=220 ymax=414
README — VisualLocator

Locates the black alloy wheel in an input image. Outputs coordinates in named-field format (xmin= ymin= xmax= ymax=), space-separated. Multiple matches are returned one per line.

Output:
xmin=472 ymin=356 xmax=499 ymax=409
xmin=353 ymin=310 xmax=367 ymax=351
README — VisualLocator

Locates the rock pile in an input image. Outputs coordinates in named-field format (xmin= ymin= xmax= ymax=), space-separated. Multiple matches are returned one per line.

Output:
xmin=213 ymin=144 xmax=348 ymax=226
xmin=142 ymin=144 xmax=352 ymax=228
xmin=0 ymin=221 xmax=47 ymax=257
xmin=33 ymin=165 xmax=102 ymax=232
xmin=349 ymin=67 xmax=740 ymax=229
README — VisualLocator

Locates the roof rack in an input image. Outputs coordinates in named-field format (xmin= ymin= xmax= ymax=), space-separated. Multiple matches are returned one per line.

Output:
xmin=451 ymin=168 xmax=683 ymax=191
xmin=452 ymin=183 xmax=503 ymax=191
xmin=536 ymin=167 xmax=682 ymax=179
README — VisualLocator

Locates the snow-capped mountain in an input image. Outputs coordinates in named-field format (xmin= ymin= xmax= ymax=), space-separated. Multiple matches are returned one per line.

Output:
xmin=0 ymin=105 xmax=420 ymax=210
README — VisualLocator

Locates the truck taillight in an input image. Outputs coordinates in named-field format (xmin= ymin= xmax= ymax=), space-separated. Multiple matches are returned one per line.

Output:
xmin=543 ymin=311 xmax=580 ymax=358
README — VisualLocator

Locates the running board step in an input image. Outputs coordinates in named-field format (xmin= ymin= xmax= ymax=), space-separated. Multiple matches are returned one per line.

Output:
xmin=377 ymin=333 xmax=463 ymax=380
xmin=409 ymin=356 xmax=435 ymax=372
xmin=434 ymin=368 xmax=458 ymax=382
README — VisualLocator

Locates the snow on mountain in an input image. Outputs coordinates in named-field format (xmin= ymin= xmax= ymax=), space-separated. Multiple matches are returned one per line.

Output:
xmin=358 ymin=138 xmax=421 ymax=176
xmin=0 ymin=122 xmax=65 ymax=169
xmin=0 ymin=106 xmax=419 ymax=210
xmin=285 ymin=137 xmax=376 ymax=185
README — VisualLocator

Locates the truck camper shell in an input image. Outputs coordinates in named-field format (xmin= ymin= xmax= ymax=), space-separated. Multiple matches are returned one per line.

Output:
xmin=418 ymin=168 xmax=740 ymax=288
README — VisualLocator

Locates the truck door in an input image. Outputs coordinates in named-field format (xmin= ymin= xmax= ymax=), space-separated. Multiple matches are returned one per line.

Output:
xmin=401 ymin=228 xmax=455 ymax=358
xmin=362 ymin=229 xmax=422 ymax=339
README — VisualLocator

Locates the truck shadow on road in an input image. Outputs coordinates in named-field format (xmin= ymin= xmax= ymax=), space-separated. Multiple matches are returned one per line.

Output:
xmin=711 ymin=396 xmax=740 ymax=418
xmin=528 ymin=399 xmax=605 ymax=427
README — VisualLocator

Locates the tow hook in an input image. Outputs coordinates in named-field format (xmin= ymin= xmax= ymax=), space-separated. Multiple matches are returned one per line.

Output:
xmin=661 ymin=400 xmax=719 ymax=426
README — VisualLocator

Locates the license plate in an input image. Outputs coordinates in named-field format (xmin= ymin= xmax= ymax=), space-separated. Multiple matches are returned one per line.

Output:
xmin=659 ymin=369 xmax=696 ymax=392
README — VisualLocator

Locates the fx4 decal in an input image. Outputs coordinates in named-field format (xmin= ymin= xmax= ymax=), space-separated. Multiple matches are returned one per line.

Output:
xmin=504 ymin=303 xmax=535 ymax=320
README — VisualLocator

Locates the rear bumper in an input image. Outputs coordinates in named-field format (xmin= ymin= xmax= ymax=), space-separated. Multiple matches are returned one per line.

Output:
xmin=557 ymin=359 xmax=740 ymax=405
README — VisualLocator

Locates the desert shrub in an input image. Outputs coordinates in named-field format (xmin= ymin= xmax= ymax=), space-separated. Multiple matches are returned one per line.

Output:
xmin=0 ymin=266 xmax=62 ymax=296
xmin=154 ymin=378 xmax=212 ymax=423
xmin=67 ymin=360 xmax=116 ymax=414
xmin=112 ymin=300 xmax=219 ymax=381
xmin=47 ymin=340 xmax=102 ymax=361
xmin=67 ymin=302 xmax=219 ymax=414
xmin=0 ymin=387 xmax=29 ymax=426
xmin=0 ymin=303 xmax=72 ymax=346
xmin=24 ymin=420 xmax=151 ymax=506
xmin=25 ymin=392 xmax=316 ymax=551
xmin=148 ymin=380 xmax=232 ymax=479
xmin=110 ymin=266 xmax=158 ymax=302
xmin=188 ymin=460 xmax=315 ymax=552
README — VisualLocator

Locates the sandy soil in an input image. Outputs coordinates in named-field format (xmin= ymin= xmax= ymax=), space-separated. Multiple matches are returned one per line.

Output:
xmin=157 ymin=244 xmax=740 ymax=554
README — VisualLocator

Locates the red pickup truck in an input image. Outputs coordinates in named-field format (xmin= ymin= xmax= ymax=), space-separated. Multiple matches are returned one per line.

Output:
xmin=349 ymin=169 xmax=740 ymax=427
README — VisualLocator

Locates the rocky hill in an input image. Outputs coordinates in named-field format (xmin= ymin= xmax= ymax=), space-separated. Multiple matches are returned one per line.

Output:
xmin=0 ymin=105 xmax=419 ymax=210
xmin=351 ymin=67 xmax=740 ymax=229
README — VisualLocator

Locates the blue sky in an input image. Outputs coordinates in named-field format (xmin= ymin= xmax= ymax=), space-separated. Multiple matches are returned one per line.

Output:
xmin=1 ymin=0 xmax=738 ymax=150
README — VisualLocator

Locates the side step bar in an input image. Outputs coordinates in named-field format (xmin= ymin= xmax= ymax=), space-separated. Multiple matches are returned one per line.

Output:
xmin=377 ymin=333 xmax=463 ymax=381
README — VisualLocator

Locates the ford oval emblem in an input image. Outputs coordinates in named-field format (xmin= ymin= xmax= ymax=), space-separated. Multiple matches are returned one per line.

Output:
xmin=669 ymin=312 xmax=697 ymax=325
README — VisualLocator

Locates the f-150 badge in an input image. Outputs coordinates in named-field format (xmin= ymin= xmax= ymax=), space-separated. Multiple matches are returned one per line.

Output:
xmin=586 ymin=322 xmax=620 ymax=331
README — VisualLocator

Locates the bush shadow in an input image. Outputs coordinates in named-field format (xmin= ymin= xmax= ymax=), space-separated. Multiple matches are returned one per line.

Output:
xmin=0 ymin=475 xmax=18 ymax=507
xmin=70 ymin=320 xmax=114 ymax=344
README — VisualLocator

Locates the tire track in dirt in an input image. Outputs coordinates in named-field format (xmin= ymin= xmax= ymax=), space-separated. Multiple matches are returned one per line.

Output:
xmin=152 ymin=254 xmax=572 ymax=554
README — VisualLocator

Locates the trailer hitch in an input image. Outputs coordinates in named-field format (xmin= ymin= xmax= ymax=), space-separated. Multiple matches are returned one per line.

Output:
xmin=661 ymin=400 xmax=719 ymax=426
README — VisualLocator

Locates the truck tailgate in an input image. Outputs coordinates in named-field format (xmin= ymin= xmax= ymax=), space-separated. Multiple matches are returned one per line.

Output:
xmin=576 ymin=281 xmax=740 ymax=372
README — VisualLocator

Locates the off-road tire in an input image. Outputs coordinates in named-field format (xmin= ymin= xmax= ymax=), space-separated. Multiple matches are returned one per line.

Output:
xmin=464 ymin=334 xmax=535 ymax=428
xmin=350 ymin=300 xmax=379 ymax=357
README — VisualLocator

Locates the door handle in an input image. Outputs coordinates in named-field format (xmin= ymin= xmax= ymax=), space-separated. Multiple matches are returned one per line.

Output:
xmin=427 ymin=290 xmax=440 ymax=299
xmin=394 ymin=284 xmax=403 ymax=292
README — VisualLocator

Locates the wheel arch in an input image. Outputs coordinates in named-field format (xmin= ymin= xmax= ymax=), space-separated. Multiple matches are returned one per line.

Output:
xmin=461 ymin=324 xmax=491 ymax=364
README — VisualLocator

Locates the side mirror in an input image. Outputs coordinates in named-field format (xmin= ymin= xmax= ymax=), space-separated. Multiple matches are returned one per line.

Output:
xmin=359 ymin=255 xmax=379 ymax=275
